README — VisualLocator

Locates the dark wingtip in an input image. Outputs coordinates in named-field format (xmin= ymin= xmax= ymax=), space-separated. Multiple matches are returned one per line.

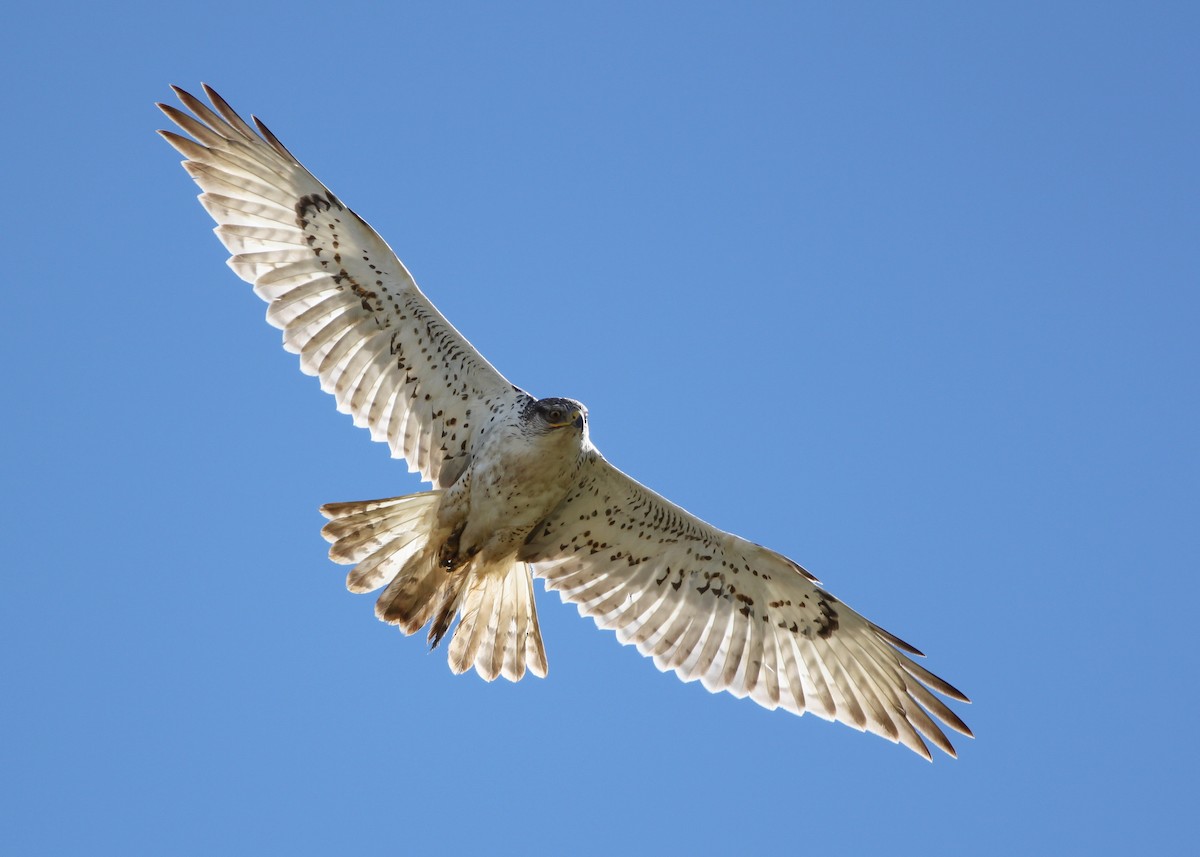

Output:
xmin=201 ymin=83 xmax=227 ymax=111
xmin=942 ymin=681 xmax=972 ymax=706
xmin=871 ymin=622 xmax=925 ymax=657
xmin=253 ymin=114 xmax=298 ymax=161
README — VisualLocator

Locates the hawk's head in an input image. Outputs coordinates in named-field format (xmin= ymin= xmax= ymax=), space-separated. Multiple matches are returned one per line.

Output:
xmin=526 ymin=397 xmax=588 ymax=432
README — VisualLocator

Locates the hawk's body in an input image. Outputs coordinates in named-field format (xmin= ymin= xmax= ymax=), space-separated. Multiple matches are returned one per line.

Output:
xmin=159 ymin=85 xmax=972 ymax=759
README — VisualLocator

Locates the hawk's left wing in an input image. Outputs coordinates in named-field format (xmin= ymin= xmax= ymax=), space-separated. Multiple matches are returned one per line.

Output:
xmin=157 ymin=86 xmax=525 ymax=487
xmin=520 ymin=450 xmax=972 ymax=760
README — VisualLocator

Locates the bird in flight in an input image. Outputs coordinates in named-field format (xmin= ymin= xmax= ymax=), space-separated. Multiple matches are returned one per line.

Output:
xmin=158 ymin=85 xmax=972 ymax=760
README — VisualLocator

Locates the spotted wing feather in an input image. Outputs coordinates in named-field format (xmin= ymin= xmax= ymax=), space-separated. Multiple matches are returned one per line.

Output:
xmin=158 ymin=85 xmax=520 ymax=486
xmin=520 ymin=450 xmax=973 ymax=760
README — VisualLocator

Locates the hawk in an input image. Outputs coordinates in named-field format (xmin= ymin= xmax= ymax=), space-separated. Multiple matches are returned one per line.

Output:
xmin=159 ymin=85 xmax=972 ymax=759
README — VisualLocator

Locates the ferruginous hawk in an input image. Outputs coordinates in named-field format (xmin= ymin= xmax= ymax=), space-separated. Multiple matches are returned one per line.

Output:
xmin=158 ymin=85 xmax=972 ymax=760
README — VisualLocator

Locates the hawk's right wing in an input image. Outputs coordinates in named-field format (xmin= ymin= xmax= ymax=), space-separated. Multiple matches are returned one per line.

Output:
xmin=158 ymin=85 xmax=524 ymax=487
xmin=520 ymin=450 xmax=972 ymax=760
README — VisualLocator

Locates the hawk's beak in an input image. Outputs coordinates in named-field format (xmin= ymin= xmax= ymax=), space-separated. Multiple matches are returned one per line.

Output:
xmin=551 ymin=409 xmax=584 ymax=429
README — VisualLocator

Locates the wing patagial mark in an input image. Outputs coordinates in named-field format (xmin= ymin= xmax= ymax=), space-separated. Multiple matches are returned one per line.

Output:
xmin=814 ymin=593 xmax=840 ymax=639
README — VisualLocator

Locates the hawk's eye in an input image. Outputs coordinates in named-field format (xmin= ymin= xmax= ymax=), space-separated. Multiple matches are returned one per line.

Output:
xmin=548 ymin=409 xmax=563 ymax=422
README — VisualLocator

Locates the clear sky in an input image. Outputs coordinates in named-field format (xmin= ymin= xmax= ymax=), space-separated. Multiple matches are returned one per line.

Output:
xmin=4 ymin=2 xmax=1197 ymax=854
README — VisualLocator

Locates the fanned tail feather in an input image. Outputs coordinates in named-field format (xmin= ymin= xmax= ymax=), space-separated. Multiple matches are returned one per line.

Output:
xmin=320 ymin=492 xmax=447 ymax=633
xmin=447 ymin=563 xmax=548 ymax=682
xmin=320 ymin=492 xmax=547 ymax=682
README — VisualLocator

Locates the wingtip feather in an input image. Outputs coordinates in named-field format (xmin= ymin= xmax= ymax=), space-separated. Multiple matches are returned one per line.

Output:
xmin=253 ymin=115 xmax=298 ymax=162
xmin=871 ymin=622 xmax=926 ymax=657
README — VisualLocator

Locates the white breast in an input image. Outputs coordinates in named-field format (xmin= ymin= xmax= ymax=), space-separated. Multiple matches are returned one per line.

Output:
xmin=461 ymin=421 xmax=585 ymax=561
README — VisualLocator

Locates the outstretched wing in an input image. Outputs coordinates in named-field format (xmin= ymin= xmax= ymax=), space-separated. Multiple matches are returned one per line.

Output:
xmin=520 ymin=451 xmax=973 ymax=760
xmin=158 ymin=85 xmax=523 ymax=487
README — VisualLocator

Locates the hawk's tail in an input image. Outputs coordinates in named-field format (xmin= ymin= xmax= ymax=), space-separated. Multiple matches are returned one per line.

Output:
xmin=446 ymin=561 xmax=548 ymax=682
xmin=321 ymin=492 xmax=447 ymax=634
xmin=319 ymin=492 xmax=548 ymax=682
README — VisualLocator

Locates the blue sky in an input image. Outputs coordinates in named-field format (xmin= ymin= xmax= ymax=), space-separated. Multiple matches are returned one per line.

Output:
xmin=4 ymin=2 xmax=1197 ymax=854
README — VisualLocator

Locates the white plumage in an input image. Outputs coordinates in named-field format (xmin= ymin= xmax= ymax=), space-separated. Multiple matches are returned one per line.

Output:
xmin=159 ymin=85 xmax=972 ymax=759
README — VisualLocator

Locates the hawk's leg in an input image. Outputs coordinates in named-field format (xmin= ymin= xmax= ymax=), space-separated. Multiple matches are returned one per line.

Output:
xmin=438 ymin=523 xmax=480 ymax=571
xmin=439 ymin=524 xmax=465 ymax=570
